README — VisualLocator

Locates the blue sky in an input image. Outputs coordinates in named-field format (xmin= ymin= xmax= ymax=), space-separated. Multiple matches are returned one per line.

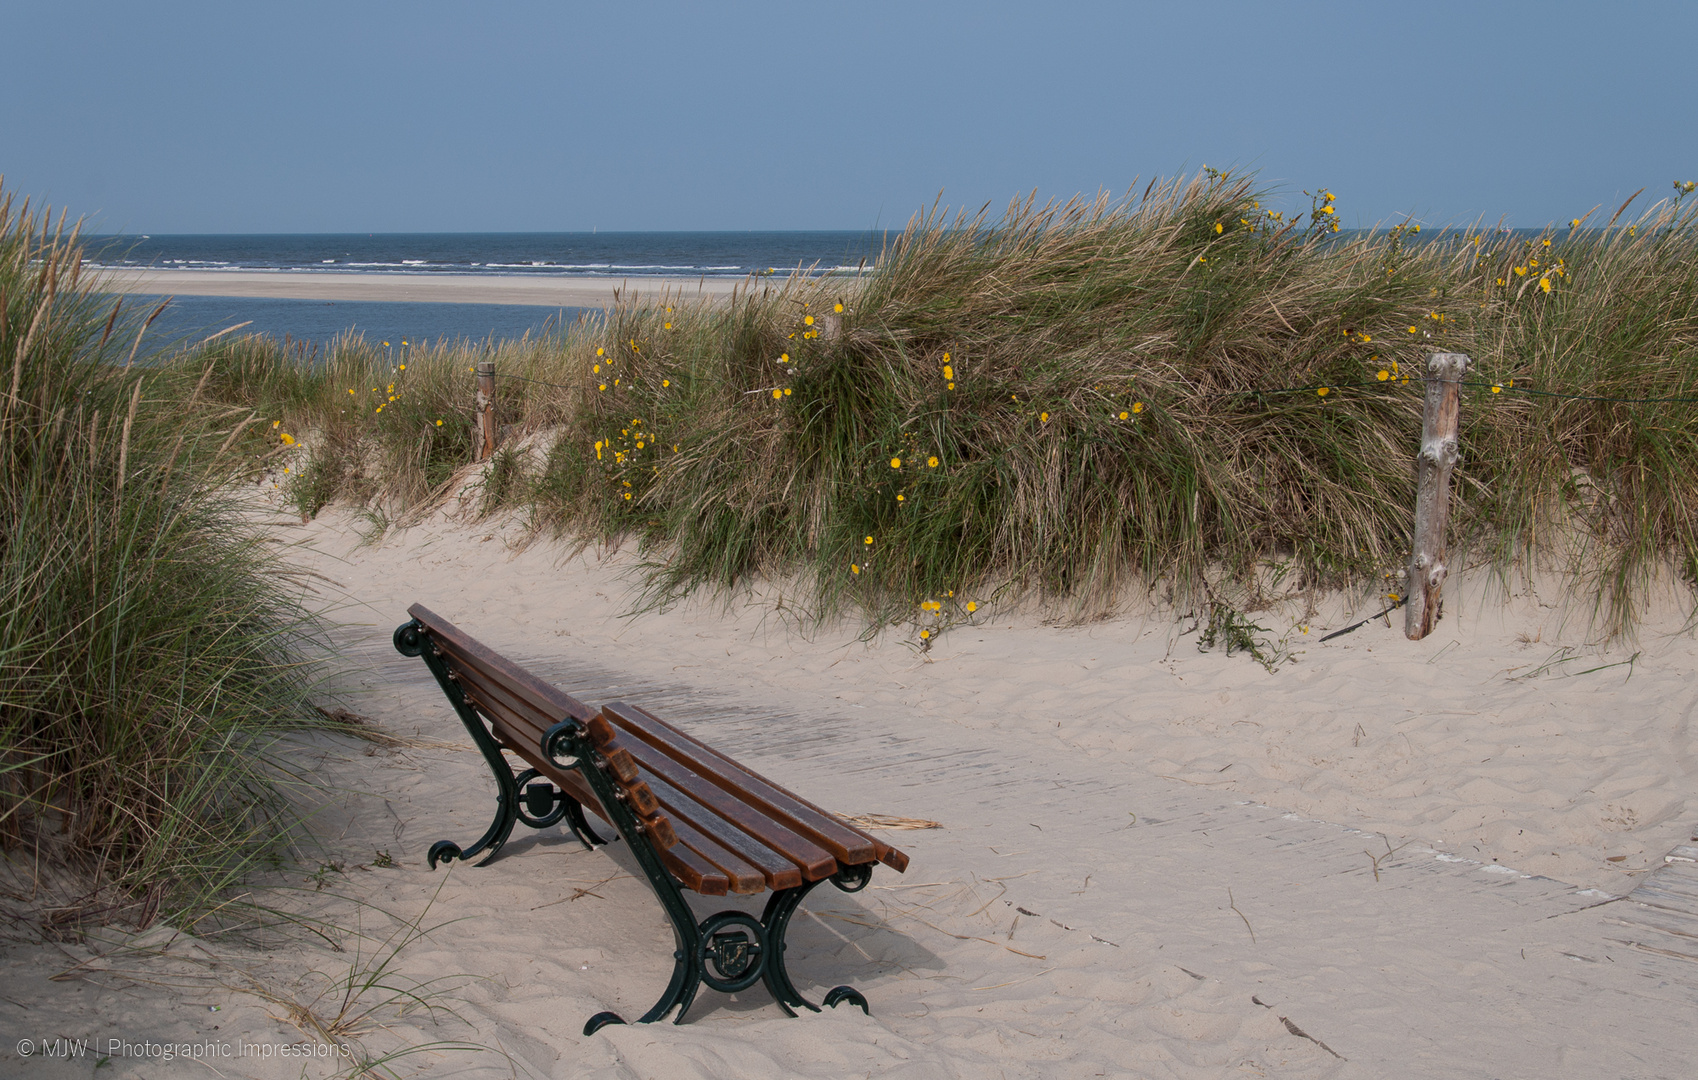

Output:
xmin=3 ymin=1 xmax=1694 ymax=234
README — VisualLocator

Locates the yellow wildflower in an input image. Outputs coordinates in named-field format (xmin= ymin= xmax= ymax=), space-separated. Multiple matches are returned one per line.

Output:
xmin=1377 ymin=370 xmax=1390 ymax=381
xmin=943 ymin=365 xmax=954 ymax=380
xmin=1540 ymin=277 xmax=1552 ymax=294
xmin=272 ymin=420 xmax=280 ymax=428
xmin=927 ymin=456 xmax=939 ymax=468
xmin=835 ymin=302 xmax=844 ymax=313
xmin=896 ymin=493 xmax=905 ymax=502
xmin=804 ymin=315 xmax=815 ymax=326
xmin=851 ymin=563 xmax=860 ymax=574
xmin=865 ymin=536 xmax=873 ymax=545
xmin=966 ymin=601 xmax=977 ymax=612
xmin=1132 ymin=401 xmax=1144 ymax=413
xmin=772 ymin=389 xmax=783 ymax=400
xmin=1040 ymin=412 xmax=1049 ymax=423
xmin=435 ymin=419 xmax=443 ymax=426
xmin=1316 ymin=387 xmax=1330 ymax=397
xmin=919 ymin=629 xmax=930 ymax=639
xmin=890 ymin=457 xmax=901 ymax=469
xmin=663 ymin=379 xmax=671 ymax=387
xmin=1214 ymin=222 xmax=1224 ymax=234
xmin=1119 ymin=411 xmax=1129 ymax=420
xmin=280 ymin=432 xmax=296 ymax=445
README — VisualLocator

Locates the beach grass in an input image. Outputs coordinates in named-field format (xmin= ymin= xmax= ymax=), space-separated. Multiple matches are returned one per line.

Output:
xmin=0 ymin=186 xmax=332 ymax=929
xmin=166 ymin=172 xmax=1698 ymax=637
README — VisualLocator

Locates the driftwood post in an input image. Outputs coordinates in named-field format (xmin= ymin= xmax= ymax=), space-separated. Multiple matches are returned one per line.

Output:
xmin=1406 ymin=352 xmax=1469 ymax=640
xmin=474 ymin=360 xmax=498 ymax=462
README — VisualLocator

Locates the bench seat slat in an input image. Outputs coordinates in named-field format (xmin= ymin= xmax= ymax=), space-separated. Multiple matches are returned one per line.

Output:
xmin=634 ymin=770 xmax=810 ymax=889
xmin=662 ymin=814 xmax=769 ymax=894
xmin=601 ymin=702 xmax=878 ymax=866
xmin=613 ymin=703 xmax=910 ymax=875
xmin=603 ymin=730 xmax=836 ymax=884
xmin=532 ymin=762 xmax=734 ymax=896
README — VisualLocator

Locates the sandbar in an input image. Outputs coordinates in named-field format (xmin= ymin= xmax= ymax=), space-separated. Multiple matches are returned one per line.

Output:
xmin=103 ymin=268 xmax=750 ymax=307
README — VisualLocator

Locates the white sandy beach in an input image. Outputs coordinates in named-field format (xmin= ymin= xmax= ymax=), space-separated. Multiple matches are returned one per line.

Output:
xmin=106 ymin=269 xmax=749 ymax=308
xmin=4 ymin=470 xmax=1694 ymax=1079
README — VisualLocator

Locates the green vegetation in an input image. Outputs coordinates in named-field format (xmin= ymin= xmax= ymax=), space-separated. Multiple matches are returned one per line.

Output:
xmin=171 ymin=172 xmax=1698 ymax=641
xmin=0 ymin=187 xmax=329 ymax=929
xmin=5 ymin=169 xmax=1694 ymax=922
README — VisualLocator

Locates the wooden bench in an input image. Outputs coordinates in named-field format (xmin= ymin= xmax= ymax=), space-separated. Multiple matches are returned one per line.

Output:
xmin=393 ymin=604 xmax=909 ymax=1034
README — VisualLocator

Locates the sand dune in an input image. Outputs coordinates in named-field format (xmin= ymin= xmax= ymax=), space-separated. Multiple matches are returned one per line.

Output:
xmin=3 ymin=495 xmax=1694 ymax=1078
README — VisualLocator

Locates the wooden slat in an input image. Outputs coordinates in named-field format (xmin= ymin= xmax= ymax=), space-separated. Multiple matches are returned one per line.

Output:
xmin=520 ymin=756 xmax=729 ymax=896
xmin=410 ymin=605 xmax=596 ymax=724
xmin=440 ymin=653 xmax=555 ymax=744
xmin=642 ymin=771 xmax=808 ymax=889
xmin=602 ymin=701 xmax=880 ymax=865
xmin=665 ymin=815 xmax=768 ymax=894
xmin=602 ymin=729 xmax=835 ymax=882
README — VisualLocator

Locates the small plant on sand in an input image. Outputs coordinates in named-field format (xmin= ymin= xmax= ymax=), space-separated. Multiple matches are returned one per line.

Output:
xmin=241 ymin=879 xmax=493 ymax=1079
xmin=1195 ymin=601 xmax=1301 ymax=673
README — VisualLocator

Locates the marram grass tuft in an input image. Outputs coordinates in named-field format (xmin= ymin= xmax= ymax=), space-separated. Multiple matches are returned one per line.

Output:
xmin=173 ymin=172 xmax=1698 ymax=639
xmin=1 ymin=185 xmax=330 ymax=930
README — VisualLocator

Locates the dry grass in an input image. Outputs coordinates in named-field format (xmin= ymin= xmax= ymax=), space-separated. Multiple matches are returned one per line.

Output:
xmin=165 ymin=171 xmax=1698 ymax=638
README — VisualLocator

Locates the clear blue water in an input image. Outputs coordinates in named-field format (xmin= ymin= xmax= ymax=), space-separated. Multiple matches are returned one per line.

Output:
xmin=131 ymin=295 xmax=596 ymax=352
xmin=85 ymin=231 xmax=883 ymax=279
xmin=90 ymin=231 xmax=881 ymax=347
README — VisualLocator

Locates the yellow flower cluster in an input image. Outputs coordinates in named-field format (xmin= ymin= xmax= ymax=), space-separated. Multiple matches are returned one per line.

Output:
xmin=908 ymin=591 xmax=982 ymax=647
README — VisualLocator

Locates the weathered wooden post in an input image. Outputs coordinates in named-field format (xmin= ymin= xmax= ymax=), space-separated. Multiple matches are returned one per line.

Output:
xmin=1406 ymin=352 xmax=1469 ymax=640
xmin=474 ymin=359 xmax=497 ymax=462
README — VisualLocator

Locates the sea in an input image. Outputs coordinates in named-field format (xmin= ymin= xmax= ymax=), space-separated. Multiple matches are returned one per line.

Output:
xmin=85 ymin=232 xmax=885 ymax=349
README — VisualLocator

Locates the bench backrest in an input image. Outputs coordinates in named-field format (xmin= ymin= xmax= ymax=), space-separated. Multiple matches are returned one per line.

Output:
xmin=407 ymin=604 xmax=907 ymax=896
